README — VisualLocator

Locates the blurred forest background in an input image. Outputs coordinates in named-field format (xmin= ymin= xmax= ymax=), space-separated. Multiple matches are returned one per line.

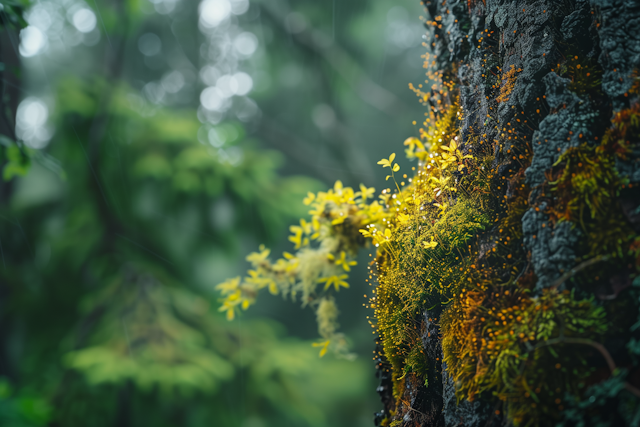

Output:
xmin=0 ymin=0 xmax=427 ymax=425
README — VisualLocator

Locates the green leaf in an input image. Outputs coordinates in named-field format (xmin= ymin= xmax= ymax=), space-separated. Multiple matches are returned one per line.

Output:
xmin=2 ymin=145 xmax=30 ymax=181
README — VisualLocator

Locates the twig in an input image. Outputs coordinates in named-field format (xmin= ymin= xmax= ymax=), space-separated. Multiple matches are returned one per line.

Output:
xmin=531 ymin=336 xmax=640 ymax=399
xmin=401 ymin=399 xmax=429 ymax=417
xmin=550 ymin=255 xmax=608 ymax=290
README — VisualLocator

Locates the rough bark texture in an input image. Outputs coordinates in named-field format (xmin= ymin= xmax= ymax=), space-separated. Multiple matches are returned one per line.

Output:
xmin=375 ymin=0 xmax=640 ymax=425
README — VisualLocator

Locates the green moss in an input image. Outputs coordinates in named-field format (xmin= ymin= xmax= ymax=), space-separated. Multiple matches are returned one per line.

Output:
xmin=554 ymin=54 xmax=603 ymax=96
xmin=441 ymin=285 xmax=608 ymax=426
xmin=549 ymin=120 xmax=636 ymax=261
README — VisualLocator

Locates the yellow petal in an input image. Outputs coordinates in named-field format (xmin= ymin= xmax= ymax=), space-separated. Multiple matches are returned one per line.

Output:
xmin=269 ymin=282 xmax=279 ymax=295
xmin=403 ymin=137 xmax=422 ymax=148
xmin=312 ymin=340 xmax=330 ymax=357
xmin=303 ymin=192 xmax=315 ymax=205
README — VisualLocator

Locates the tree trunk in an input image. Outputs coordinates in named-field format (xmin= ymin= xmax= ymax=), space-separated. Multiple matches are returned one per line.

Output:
xmin=375 ymin=1 xmax=640 ymax=426
xmin=0 ymin=7 xmax=25 ymax=382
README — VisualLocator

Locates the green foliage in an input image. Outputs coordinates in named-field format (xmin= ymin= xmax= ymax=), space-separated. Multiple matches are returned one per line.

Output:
xmin=0 ymin=0 xmax=28 ymax=30
xmin=0 ymin=0 xmax=29 ymax=183
xmin=0 ymin=378 xmax=51 ymax=427
xmin=63 ymin=267 xmax=234 ymax=394
xmin=3 ymin=65 xmax=367 ymax=427
xmin=1 ymin=143 xmax=30 ymax=181
xmin=558 ymin=369 xmax=640 ymax=427
xmin=1 ymin=0 xmax=428 ymax=425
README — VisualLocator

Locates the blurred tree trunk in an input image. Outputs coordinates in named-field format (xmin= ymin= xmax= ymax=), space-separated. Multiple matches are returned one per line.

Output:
xmin=375 ymin=1 xmax=640 ymax=425
xmin=0 ymin=12 xmax=23 ymax=204
xmin=0 ymin=7 xmax=25 ymax=382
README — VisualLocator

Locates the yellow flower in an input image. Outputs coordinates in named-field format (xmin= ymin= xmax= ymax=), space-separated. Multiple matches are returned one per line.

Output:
xmin=397 ymin=213 xmax=410 ymax=225
xmin=219 ymin=301 xmax=237 ymax=321
xmin=318 ymin=274 xmax=349 ymax=291
xmin=439 ymin=152 xmax=457 ymax=170
xmin=245 ymin=269 xmax=262 ymax=283
xmin=358 ymin=184 xmax=375 ymax=201
xmin=268 ymin=280 xmax=278 ymax=295
xmin=430 ymin=175 xmax=451 ymax=196
xmin=331 ymin=214 xmax=346 ymax=225
xmin=281 ymin=251 xmax=300 ymax=273
xmin=377 ymin=153 xmax=396 ymax=168
xmin=403 ymin=136 xmax=424 ymax=151
xmin=441 ymin=138 xmax=458 ymax=153
xmin=312 ymin=340 xmax=331 ymax=357
xmin=439 ymin=138 xmax=473 ymax=170
xmin=371 ymin=228 xmax=392 ymax=246
xmin=308 ymin=202 xmax=325 ymax=217
xmin=288 ymin=225 xmax=308 ymax=249
xmin=299 ymin=219 xmax=312 ymax=234
xmin=379 ymin=192 xmax=391 ymax=205
xmin=423 ymin=239 xmax=438 ymax=249
xmin=340 ymin=186 xmax=356 ymax=203
xmin=215 ymin=276 xmax=240 ymax=295
xmin=328 ymin=251 xmax=357 ymax=272
xmin=434 ymin=202 xmax=448 ymax=214
xmin=246 ymin=245 xmax=270 ymax=265
xmin=367 ymin=201 xmax=384 ymax=220
xmin=311 ymin=218 xmax=320 ymax=239
xmin=303 ymin=192 xmax=316 ymax=205
xmin=243 ymin=269 xmax=279 ymax=295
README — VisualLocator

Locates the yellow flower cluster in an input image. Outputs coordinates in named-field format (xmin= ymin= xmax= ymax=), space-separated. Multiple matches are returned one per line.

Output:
xmin=216 ymin=180 xmax=390 ymax=357
xmin=216 ymin=110 xmax=476 ymax=356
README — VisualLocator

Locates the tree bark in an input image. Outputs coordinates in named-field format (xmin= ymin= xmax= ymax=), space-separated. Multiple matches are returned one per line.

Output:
xmin=375 ymin=1 xmax=640 ymax=425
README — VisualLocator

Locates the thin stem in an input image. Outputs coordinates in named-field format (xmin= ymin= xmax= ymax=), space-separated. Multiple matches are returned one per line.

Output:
xmin=391 ymin=170 xmax=401 ymax=193
xmin=550 ymin=255 xmax=608 ymax=290
xmin=528 ymin=336 xmax=640 ymax=400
